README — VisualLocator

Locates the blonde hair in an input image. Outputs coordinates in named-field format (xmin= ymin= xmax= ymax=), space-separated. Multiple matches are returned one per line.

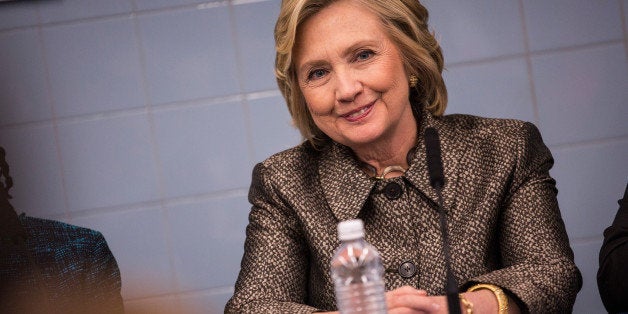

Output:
xmin=275 ymin=0 xmax=447 ymax=147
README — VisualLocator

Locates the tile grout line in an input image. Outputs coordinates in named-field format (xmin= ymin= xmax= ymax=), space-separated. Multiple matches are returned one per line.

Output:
xmin=619 ymin=0 xmax=628 ymax=64
xmin=549 ymin=135 xmax=628 ymax=151
xmin=517 ymin=0 xmax=540 ymax=127
xmin=130 ymin=3 xmax=184 ymax=301
xmin=123 ymin=285 xmax=234 ymax=303
xmin=35 ymin=6 xmax=73 ymax=222
xmin=227 ymin=1 xmax=257 ymax=167
xmin=232 ymin=0 xmax=274 ymax=6
xmin=0 ymin=1 xmax=234 ymax=35
xmin=570 ymin=235 xmax=604 ymax=246
xmin=0 ymin=91 xmax=278 ymax=131
xmin=445 ymin=39 xmax=624 ymax=70
xmin=45 ymin=187 xmax=249 ymax=221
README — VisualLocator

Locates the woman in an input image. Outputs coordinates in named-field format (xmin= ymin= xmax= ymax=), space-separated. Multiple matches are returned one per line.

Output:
xmin=225 ymin=0 xmax=581 ymax=313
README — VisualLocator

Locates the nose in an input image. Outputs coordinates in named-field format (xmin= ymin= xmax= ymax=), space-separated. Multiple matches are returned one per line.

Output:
xmin=335 ymin=69 xmax=362 ymax=103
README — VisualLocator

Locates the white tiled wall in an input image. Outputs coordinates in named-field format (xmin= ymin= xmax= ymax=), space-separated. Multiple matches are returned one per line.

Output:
xmin=0 ymin=0 xmax=626 ymax=313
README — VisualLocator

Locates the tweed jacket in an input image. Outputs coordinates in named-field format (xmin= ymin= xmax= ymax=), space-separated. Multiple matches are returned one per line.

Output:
xmin=225 ymin=110 xmax=582 ymax=313
xmin=0 ymin=215 xmax=124 ymax=314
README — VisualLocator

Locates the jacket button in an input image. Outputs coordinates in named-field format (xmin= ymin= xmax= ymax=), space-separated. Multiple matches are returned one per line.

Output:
xmin=398 ymin=261 xmax=416 ymax=278
xmin=384 ymin=182 xmax=402 ymax=200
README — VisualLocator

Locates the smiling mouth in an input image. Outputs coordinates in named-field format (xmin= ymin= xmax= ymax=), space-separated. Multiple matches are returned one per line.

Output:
xmin=342 ymin=103 xmax=374 ymax=122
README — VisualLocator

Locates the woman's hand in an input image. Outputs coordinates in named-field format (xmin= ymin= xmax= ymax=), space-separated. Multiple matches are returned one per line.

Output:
xmin=387 ymin=286 xmax=521 ymax=314
xmin=318 ymin=286 xmax=440 ymax=314
xmin=319 ymin=285 xmax=520 ymax=313
xmin=386 ymin=286 xmax=444 ymax=313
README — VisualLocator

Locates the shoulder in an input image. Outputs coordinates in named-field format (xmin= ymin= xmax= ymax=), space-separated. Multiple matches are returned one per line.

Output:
xmin=21 ymin=216 xmax=105 ymax=243
xmin=20 ymin=216 xmax=112 ymax=260
xmin=255 ymin=141 xmax=322 ymax=179
xmin=436 ymin=114 xmax=551 ymax=172
xmin=440 ymin=113 xmax=535 ymax=136
xmin=438 ymin=114 xmax=543 ymax=149
xmin=247 ymin=142 xmax=331 ymax=210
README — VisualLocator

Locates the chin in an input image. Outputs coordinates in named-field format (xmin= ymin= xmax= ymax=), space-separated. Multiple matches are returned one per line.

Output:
xmin=340 ymin=130 xmax=386 ymax=148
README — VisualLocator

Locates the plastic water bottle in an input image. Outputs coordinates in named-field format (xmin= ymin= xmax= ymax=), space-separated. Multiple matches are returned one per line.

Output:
xmin=331 ymin=219 xmax=387 ymax=314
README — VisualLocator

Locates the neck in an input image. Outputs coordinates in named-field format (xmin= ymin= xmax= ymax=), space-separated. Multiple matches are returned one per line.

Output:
xmin=353 ymin=125 xmax=417 ymax=178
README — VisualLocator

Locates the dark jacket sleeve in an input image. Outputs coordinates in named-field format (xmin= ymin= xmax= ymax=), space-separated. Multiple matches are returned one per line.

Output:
xmin=465 ymin=122 xmax=582 ymax=313
xmin=0 ymin=217 xmax=125 ymax=313
xmin=83 ymin=231 xmax=125 ymax=314
xmin=224 ymin=163 xmax=320 ymax=313
xmin=597 ymin=182 xmax=628 ymax=313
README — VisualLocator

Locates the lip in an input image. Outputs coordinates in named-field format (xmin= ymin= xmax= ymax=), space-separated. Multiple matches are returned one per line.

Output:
xmin=340 ymin=102 xmax=375 ymax=122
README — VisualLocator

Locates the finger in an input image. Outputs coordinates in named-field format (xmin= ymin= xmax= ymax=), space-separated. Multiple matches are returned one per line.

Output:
xmin=386 ymin=287 xmax=429 ymax=309
xmin=387 ymin=294 xmax=441 ymax=312
xmin=387 ymin=286 xmax=428 ymax=297
xmin=388 ymin=305 xmax=437 ymax=314
xmin=388 ymin=307 xmax=429 ymax=314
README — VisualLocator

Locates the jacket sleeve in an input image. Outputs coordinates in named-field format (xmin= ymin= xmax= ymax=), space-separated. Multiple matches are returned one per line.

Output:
xmin=225 ymin=162 xmax=321 ymax=313
xmin=597 ymin=182 xmax=628 ymax=313
xmin=83 ymin=232 xmax=125 ymax=314
xmin=464 ymin=122 xmax=582 ymax=313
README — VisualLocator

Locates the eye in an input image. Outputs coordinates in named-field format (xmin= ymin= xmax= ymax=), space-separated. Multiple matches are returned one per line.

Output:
xmin=355 ymin=49 xmax=374 ymax=61
xmin=307 ymin=68 xmax=328 ymax=81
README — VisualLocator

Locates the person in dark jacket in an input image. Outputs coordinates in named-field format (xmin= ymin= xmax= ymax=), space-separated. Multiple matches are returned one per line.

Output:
xmin=0 ymin=147 xmax=124 ymax=314
xmin=598 ymin=182 xmax=628 ymax=313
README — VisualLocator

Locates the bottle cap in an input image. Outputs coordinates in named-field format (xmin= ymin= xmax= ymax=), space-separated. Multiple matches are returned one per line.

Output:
xmin=338 ymin=219 xmax=364 ymax=241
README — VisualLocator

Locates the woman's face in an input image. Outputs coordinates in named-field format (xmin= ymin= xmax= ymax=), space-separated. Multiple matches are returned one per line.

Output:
xmin=294 ymin=0 xmax=415 ymax=151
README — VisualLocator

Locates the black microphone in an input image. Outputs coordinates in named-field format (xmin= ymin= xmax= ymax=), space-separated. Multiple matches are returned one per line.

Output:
xmin=424 ymin=128 xmax=445 ymax=189
xmin=424 ymin=127 xmax=461 ymax=314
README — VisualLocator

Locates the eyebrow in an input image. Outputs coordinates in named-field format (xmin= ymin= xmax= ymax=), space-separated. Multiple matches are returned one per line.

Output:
xmin=296 ymin=39 xmax=381 ymax=76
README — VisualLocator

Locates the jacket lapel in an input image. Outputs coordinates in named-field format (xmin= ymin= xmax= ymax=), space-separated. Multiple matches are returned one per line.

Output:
xmin=405 ymin=109 xmax=463 ymax=213
xmin=318 ymin=106 xmax=466 ymax=221
xmin=319 ymin=142 xmax=376 ymax=222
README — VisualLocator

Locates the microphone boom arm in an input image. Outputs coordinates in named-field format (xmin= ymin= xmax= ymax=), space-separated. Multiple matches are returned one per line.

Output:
xmin=424 ymin=127 xmax=461 ymax=314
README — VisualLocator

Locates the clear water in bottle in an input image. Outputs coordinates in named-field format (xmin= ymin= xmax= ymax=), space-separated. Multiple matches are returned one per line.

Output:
xmin=331 ymin=219 xmax=387 ymax=314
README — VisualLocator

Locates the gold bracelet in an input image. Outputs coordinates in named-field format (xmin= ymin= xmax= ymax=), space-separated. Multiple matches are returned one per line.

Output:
xmin=467 ymin=284 xmax=508 ymax=314
xmin=459 ymin=293 xmax=474 ymax=314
